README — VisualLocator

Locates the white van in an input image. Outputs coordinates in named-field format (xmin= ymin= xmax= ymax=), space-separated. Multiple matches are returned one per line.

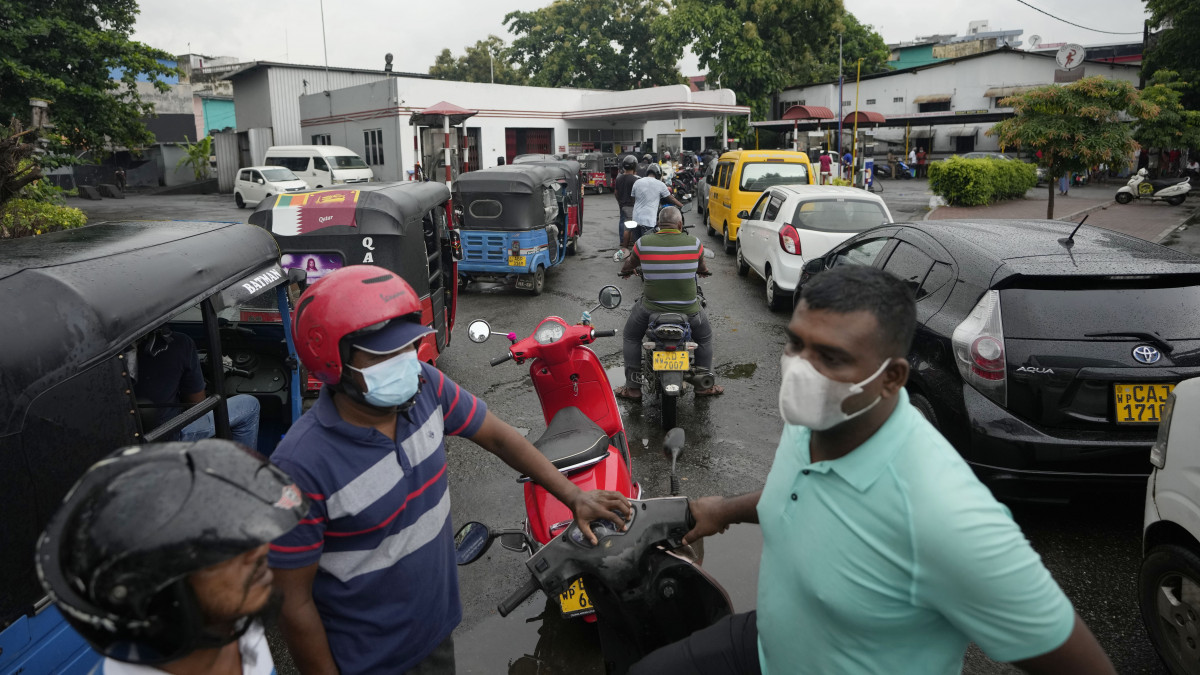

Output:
xmin=262 ymin=145 xmax=374 ymax=189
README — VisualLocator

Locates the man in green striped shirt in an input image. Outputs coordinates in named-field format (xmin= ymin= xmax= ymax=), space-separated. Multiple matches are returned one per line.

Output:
xmin=615 ymin=207 xmax=723 ymax=399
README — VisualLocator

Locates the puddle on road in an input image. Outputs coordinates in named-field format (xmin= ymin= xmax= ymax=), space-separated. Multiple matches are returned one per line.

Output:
xmin=716 ymin=363 xmax=758 ymax=380
xmin=453 ymin=525 xmax=762 ymax=673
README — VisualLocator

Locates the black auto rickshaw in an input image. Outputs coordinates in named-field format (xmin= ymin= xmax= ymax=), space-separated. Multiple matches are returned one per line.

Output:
xmin=0 ymin=221 xmax=303 ymax=673
xmin=453 ymin=164 xmax=569 ymax=295
xmin=514 ymin=158 xmax=585 ymax=254
xmin=248 ymin=182 xmax=458 ymax=375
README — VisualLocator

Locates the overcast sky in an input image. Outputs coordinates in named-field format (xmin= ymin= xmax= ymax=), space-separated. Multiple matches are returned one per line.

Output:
xmin=133 ymin=0 xmax=1150 ymax=76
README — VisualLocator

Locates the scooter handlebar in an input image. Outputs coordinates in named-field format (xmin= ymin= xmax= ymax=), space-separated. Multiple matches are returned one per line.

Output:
xmin=592 ymin=329 xmax=617 ymax=338
xmin=490 ymin=352 xmax=513 ymax=367
xmin=498 ymin=575 xmax=542 ymax=617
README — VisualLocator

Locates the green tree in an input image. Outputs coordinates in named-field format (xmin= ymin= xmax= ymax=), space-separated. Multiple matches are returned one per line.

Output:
xmin=808 ymin=13 xmax=892 ymax=84
xmin=666 ymin=0 xmax=845 ymax=112
xmin=989 ymin=76 xmax=1157 ymax=218
xmin=504 ymin=0 xmax=684 ymax=90
xmin=1134 ymin=70 xmax=1200 ymax=152
xmin=429 ymin=35 xmax=528 ymax=85
xmin=1143 ymin=0 xmax=1200 ymax=110
xmin=0 ymin=0 xmax=180 ymax=153
xmin=175 ymin=135 xmax=213 ymax=182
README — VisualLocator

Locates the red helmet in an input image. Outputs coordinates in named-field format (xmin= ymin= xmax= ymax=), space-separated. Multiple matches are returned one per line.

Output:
xmin=293 ymin=265 xmax=423 ymax=384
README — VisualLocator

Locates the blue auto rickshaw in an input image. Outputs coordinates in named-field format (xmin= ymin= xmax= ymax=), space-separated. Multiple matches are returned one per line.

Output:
xmin=453 ymin=164 xmax=568 ymax=295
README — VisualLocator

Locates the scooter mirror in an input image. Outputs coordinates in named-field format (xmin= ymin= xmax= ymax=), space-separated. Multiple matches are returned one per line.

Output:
xmin=453 ymin=521 xmax=494 ymax=565
xmin=598 ymin=285 xmax=623 ymax=309
xmin=499 ymin=532 xmax=530 ymax=553
xmin=467 ymin=320 xmax=492 ymax=344
xmin=286 ymin=267 xmax=308 ymax=285
xmin=624 ymin=220 xmax=640 ymax=230
xmin=664 ymin=427 xmax=685 ymax=462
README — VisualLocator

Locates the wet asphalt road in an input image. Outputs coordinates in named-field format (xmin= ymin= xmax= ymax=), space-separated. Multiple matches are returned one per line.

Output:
xmin=74 ymin=188 xmax=1165 ymax=673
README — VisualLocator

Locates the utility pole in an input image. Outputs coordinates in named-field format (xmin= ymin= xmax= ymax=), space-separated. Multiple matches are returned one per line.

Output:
xmin=319 ymin=0 xmax=331 ymax=91
xmin=837 ymin=34 xmax=844 ymax=162
xmin=490 ymin=48 xmax=494 ymax=84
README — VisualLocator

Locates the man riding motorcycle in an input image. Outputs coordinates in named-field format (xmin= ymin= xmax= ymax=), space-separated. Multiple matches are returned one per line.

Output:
xmin=637 ymin=153 xmax=654 ymax=178
xmin=614 ymin=206 xmax=723 ymax=400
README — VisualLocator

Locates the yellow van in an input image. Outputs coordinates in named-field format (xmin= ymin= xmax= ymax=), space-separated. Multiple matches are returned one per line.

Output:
xmin=705 ymin=150 xmax=815 ymax=253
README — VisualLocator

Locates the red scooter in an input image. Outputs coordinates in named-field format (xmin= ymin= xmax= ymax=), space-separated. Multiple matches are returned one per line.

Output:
xmin=465 ymin=285 xmax=639 ymax=619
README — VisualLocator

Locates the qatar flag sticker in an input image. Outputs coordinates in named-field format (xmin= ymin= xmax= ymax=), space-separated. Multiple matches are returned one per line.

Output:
xmin=272 ymin=190 xmax=361 ymax=236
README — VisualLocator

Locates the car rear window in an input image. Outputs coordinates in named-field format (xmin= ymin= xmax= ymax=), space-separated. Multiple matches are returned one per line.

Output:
xmin=261 ymin=168 xmax=299 ymax=181
xmin=1001 ymin=283 xmax=1200 ymax=339
xmin=793 ymin=199 xmax=889 ymax=232
xmin=739 ymin=162 xmax=808 ymax=191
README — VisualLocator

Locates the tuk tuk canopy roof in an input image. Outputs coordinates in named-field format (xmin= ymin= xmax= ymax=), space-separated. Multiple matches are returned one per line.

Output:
xmin=247 ymin=181 xmax=451 ymax=236
xmin=0 ymin=221 xmax=281 ymax=435
xmin=453 ymin=164 xmax=559 ymax=195
xmin=409 ymin=101 xmax=478 ymax=127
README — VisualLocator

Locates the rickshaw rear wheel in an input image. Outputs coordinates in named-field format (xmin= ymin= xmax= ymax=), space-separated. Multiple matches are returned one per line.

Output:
xmin=529 ymin=267 xmax=546 ymax=296
xmin=566 ymin=236 xmax=579 ymax=256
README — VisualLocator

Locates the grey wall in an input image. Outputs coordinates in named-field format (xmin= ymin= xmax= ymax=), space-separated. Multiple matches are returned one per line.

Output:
xmin=234 ymin=69 xmax=273 ymax=131
xmin=300 ymin=79 xmax=403 ymax=181
xmin=268 ymin=67 xmax=389 ymax=145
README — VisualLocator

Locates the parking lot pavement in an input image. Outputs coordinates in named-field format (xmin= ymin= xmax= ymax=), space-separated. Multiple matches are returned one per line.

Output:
xmin=68 ymin=192 xmax=247 ymax=223
xmin=927 ymin=183 xmax=1114 ymax=222
xmin=1068 ymin=198 xmax=1200 ymax=244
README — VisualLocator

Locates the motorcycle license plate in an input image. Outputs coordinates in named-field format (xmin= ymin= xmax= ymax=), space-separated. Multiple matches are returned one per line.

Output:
xmin=1114 ymin=383 xmax=1174 ymax=423
xmin=508 ymin=255 xmax=527 ymax=267
xmin=652 ymin=350 xmax=689 ymax=371
xmin=558 ymin=578 xmax=594 ymax=617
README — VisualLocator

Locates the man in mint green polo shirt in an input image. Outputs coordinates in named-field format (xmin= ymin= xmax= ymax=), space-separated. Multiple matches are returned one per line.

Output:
xmin=630 ymin=265 xmax=1114 ymax=675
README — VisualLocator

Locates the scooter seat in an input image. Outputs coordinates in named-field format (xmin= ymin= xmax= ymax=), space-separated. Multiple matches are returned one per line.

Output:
xmin=649 ymin=312 xmax=688 ymax=325
xmin=530 ymin=406 xmax=610 ymax=473
xmin=1149 ymin=179 xmax=1188 ymax=190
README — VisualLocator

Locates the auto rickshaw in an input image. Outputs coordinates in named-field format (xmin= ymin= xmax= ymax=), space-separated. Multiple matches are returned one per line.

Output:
xmin=248 ymin=182 xmax=459 ymax=374
xmin=579 ymin=151 xmax=618 ymax=193
xmin=453 ymin=164 xmax=568 ymax=295
xmin=514 ymin=158 xmax=585 ymax=255
xmin=0 ymin=221 xmax=303 ymax=674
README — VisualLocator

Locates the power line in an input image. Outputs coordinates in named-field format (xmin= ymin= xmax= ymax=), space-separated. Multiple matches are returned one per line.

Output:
xmin=1013 ymin=0 xmax=1143 ymax=36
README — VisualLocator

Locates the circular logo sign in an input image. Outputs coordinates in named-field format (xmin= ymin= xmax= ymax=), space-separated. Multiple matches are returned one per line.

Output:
xmin=1132 ymin=345 xmax=1162 ymax=364
xmin=1056 ymin=44 xmax=1086 ymax=70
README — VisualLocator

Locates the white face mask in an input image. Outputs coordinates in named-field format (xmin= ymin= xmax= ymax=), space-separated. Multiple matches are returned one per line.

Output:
xmin=778 ymin=354 xmax=891 ymax=430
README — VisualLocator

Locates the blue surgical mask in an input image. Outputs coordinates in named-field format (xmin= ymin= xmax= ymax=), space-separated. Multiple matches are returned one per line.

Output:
xmin=349 ymin=351 xmax=422 ymax=407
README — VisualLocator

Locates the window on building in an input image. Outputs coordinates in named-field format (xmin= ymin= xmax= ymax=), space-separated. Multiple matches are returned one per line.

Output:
xmin=918 ymin=101 xmax=951 ymax=113
xmin=363 ymin=129 xmax=384 ymax=166
xmin=311 ymin=134 xmax=331 ymax=145
xmin=842 ymin=100 xmax=852 ymax=107
xmin=865 ymin=99 xmax=876 ymax=105
xmin=893 ymin=96 xmax=904 ymax=103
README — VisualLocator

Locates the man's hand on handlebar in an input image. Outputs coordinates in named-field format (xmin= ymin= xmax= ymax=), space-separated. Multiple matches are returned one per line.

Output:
xmin=682 ymin=496 xmax=729 ymax=545
xmin=568 ymin=489 xmax=633 ymax=545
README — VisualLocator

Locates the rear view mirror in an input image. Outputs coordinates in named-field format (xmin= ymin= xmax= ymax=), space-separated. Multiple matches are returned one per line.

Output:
xmin=737 ymin=210 xmax=750 ymax=219
xmin=467 ymin=320 xmax=491 ymax=343
xmin=454 ymin=522 xmax=493 ymax=565
xmin=286 ymin=268 xmax=308 ymax=285
xmin=664 ymin=427 xmax=685 ymax=461
xmin=599 ymin=285 xmax=623 ymax=309
xmin=802 ymin=257 xmax=825 ymax=275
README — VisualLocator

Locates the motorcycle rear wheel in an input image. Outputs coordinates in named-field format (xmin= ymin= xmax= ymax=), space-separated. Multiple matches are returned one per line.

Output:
xmin=661 ymin=393 xmax=677 ymax=430
xmin=1167 ymin=195 xmax=1186 ymax=206
xmin=1115 ymin=192 xmax=1134 ymax=204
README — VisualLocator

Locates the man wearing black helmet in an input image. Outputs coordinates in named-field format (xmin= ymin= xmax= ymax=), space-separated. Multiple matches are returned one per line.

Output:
xmin=614 ymin=155 xmax=640 ymax=259
xmin=636 ymin=153 xmax=653 ymax=177
xmin=36 ymin=439 xmax=307 ymax=675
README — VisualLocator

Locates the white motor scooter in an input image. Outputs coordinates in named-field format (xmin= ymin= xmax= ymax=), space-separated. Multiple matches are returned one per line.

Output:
xmin=1116 ymin=168 xmax=1191 ymax=206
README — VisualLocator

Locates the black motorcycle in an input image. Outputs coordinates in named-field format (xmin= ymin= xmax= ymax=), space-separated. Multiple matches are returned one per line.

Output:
xmin=456 ymin=430 xmax=733 ymax=675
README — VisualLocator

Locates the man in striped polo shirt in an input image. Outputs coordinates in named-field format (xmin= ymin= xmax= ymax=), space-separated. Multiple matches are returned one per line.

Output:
xmin=615 ymin=206 xmax=723 ymax=399
xmin=269 ymin=266 xmax=632 ymax=674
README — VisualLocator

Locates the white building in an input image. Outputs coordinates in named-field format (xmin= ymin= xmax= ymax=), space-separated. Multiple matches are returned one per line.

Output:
xmin=756 ymin=47 xmax=1140 ymax=157
xmin=212 ymin=60 xmax=747 ymax=190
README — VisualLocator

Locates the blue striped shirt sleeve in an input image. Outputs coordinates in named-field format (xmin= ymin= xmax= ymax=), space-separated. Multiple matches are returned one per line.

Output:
xmin=427 ymin=364 xmax=488 ymax=437
xmin=268 ymin=457 xmax=328 ymax=569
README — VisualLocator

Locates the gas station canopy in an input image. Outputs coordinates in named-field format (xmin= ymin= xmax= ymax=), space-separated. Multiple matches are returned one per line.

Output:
xmin=410 ymin=101 xmax=477 ymax=126
xmin=842 ymin=111 xmax=887 ymax=124
xmin=782 ymin=105 xmax=835 ymax=121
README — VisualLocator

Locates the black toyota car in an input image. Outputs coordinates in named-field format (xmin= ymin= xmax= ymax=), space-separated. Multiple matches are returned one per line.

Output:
xmin=795 ymin=220 xmax=1200 ymax=494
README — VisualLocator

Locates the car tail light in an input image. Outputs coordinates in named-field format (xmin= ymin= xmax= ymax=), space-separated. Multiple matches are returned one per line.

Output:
xmin=779 ymin=224 xmax=802 ymax=256
xmin=1150 ymin=393 xmax=1175 ymax=469
xmin=951 ymin=290 xmax=1007 ymax=406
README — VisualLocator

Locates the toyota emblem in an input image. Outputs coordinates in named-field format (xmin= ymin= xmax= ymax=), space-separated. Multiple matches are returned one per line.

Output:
xmin=1132 ymin=345 xmax=1161 ymax=364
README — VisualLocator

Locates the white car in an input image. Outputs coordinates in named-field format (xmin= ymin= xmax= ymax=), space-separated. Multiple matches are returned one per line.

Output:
xmin=234 ymin=166 xmax=309 ymax=209
xmin=1141 ymin=376 xmax=1200 ymax=673
xmin=734 ymin=185 xmax=893 ymax=309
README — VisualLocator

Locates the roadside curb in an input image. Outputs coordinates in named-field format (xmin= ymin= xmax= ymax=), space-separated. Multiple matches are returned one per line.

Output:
xmin=1061 ymin=200 xmax=1115 ymax=222
xmin=922 ymin=204 xmax=938 ymax=221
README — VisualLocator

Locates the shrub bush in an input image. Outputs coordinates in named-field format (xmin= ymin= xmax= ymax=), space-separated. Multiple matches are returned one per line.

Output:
xmin=928 ymin=157 xmax=1037 ymax=206
xmin=0 ymin=198 xmax=87 ymax=238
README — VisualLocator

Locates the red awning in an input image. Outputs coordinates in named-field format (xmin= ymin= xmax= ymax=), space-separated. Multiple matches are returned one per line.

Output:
xmin=842 ymin=111 xmax=887 ymax=124
xmin=782 ymin=105 xmax=836 ymax=121
xmin=409 ymin=101 xmax=478 ymax=126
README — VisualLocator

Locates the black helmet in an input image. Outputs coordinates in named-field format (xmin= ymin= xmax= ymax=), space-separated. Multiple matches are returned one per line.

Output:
xmin=646 ymin=163 xmax=662 ymax=177
xmin=621 ymin=155 xmax=638 ymax=170
xmin=642 ymin=154 xmax=653 ymax=162
xmin=36 ymin=440 xmax=308 ymax=665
